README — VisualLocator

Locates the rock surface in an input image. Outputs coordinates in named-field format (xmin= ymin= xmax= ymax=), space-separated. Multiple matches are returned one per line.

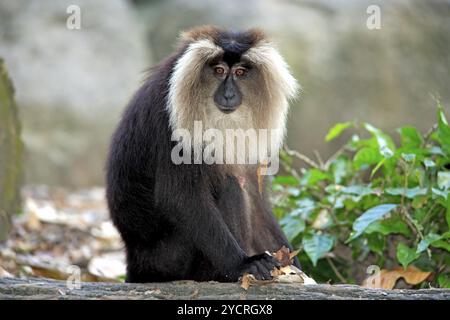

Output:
xmin=0 ymin=277 xmax=449 ymax=300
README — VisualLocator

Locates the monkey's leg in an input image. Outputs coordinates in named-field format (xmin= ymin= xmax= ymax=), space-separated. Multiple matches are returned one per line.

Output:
xmin=125 ymin=231 xmax=196 ymax=283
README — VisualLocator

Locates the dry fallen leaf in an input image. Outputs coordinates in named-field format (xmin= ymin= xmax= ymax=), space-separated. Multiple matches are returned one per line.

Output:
xmin=362 ymin=266 xmax=431 ymax=289
xmin=271 ymin=246 xmax=300 ymax=267
xmin=271 ymin=247 xmax=316 ymax=284
xmin=240 ymin=273 xmax=253 ymax=290
xmin=240 ymin=247 xmax=317 ymax=290
xmin=271 ymin=265 xmax=317 ymax=284
xmin=0 ymin=266 xmax=14 ymax=278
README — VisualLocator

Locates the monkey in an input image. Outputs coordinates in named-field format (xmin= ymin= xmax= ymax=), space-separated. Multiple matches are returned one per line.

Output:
xmin=106 ymin=26 xmax=300 ymax=283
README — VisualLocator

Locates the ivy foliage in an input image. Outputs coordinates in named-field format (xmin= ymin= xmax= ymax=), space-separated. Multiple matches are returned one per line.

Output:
xmin=272 ymin=104 xmax=450 ymax=287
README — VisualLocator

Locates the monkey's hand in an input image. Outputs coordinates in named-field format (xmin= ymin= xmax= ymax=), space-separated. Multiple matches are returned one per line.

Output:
xmin=238 ymin=253 xmax=281 ymax=281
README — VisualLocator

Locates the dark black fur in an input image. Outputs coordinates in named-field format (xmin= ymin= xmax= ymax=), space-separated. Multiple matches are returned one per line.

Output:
xmin=217 ymin=30 xmax=257 ymax=66
xmin=106 ymin=33 xmax=299 ymax=283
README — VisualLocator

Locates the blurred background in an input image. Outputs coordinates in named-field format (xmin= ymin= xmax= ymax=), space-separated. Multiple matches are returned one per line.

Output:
xmin=0 ymin=0 xmax=449 ymax=188
xmin=0 ymin=0 xmax=450 ymax=285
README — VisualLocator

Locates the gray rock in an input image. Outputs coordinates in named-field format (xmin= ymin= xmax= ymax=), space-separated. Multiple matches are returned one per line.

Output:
xmin=1 ymin=277 xmax=449 ymax=299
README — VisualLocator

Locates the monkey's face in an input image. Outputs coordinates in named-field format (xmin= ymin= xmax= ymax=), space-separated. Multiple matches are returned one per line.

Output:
xmin=209 ymin=62 xmax=245 ymax=113
xmin=168 ymin=27 xmax=299 ymax=146
xmin=203 ymin=58 xmax=266 ymax=117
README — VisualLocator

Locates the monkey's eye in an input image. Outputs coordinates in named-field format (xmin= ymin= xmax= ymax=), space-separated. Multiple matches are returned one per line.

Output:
xmin=234 ymin=68 xmax=247 ymax=77
xmin=214 ymin=66 xmax=225 ymax=75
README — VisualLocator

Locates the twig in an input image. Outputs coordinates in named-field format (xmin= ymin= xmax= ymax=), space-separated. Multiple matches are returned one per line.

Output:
xmin=314 ymin=150 xmax=324 ymax=169
xmin=326 ymin=194 xmax=340 ymax=226
xmin=422 ymin=124 xmax=437 ymax=147
xmin=420 ymin=203 xmax=438 ymax=226
xmin=326 ymin=256 xmax=347 ymax=284
xmin=323 ymin=145 xmax=350 ymax=171
xmin=280 ymin=160 xmax=301 ymax=179
xmin=398 ymin=159 xmax=424 ymax=242
xmin=400 ymin=206 xmax=424 ymax=241
xmin=283 ymin=145 xmax=320 ymax=169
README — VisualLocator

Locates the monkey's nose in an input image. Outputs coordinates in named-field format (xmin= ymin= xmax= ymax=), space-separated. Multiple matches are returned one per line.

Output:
xmin=214 ymin=86 xmax=242 ymax=113
xmin=224 ymin=92 xmax=235 ymax=100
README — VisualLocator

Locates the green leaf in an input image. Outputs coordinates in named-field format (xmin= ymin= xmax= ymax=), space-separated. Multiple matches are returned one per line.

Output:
xmin=353 ymin=147 xmax=380 ymax=169
xmin=397 ymin=243 xmax=420 ymax=269
xmin=367 ymin=233 xmax=384 ymax=255
xmin=280 ymin=216 xmax=305 ymax=242
xmin=288 ymin=199 xmax=317 ymax=220
xmin=401 ymin=153 xmax=416 ymax=163
xmin=302 ymin=233 xmax=334 ymax=266
xmin=286 ymin=187 xmax=300 ymax=197
xmin=301 ymin=169 xmax=330 ymax=185
xmin=365 ymin=215 xmax=410 ymax=237
xmin=412 ymin=195 xmax=429 ymax=209
xmin=432 ymin=240 xmax=450 ymax=252
xmin=416 ymin=233 xmax=442 ymax=253
xmin=347 ymin=204 xmax=397 ymax=242
xmin=429 ymin=146 xmax=445 ymax=156
xmin=325 ymin=122 xmax=353 ymax=142
xmin=437 ymin=171 xmax=450 ymax=190
xmin=438 ymin=274 xmax=450 ymax=288
xmin=370 ymin=158 xmax=386 ymax=178
xmin=423 ymin=158 xmax=436 ymax=169
xmin=380 ymin=146 xmax=394 ymax=158
xmin=340 ymin=185 xmax=373 ymax=197
xmin=331 ymin=157 xmax=350 ymax=184
xmin=273 ymin=175 xmax=299 ymax=186
xmin=385 ymin=187 xmax=428 ymax=199
xmin=447 ymin=195 xmax=450 ymax=229
xmin=432 ymin=187 xmax=449 ymax=199
xmin=398 ymin=126 xmax=423 ymax=148
xmin=364 ymin=123 xmax=395 ymax=159
xmin=436 ymin=105 xmax=450 ymax=155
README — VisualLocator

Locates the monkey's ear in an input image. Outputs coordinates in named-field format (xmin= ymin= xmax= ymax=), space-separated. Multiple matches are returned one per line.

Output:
xmin=179 ymin=25 xmax=221 ymax=43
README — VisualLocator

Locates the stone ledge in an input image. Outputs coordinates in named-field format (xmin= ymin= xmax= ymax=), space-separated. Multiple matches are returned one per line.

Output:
xmin=1 ymin=277 xmax=449 ymax=300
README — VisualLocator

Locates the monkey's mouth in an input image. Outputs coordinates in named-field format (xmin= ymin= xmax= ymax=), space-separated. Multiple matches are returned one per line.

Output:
xmin=217 ymin=107 xmax=237 ymax=114
xmin=214 ymin=91 xmax=242 ymax=114
xmin=214 ymin=102 xmax=241 ymax=114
